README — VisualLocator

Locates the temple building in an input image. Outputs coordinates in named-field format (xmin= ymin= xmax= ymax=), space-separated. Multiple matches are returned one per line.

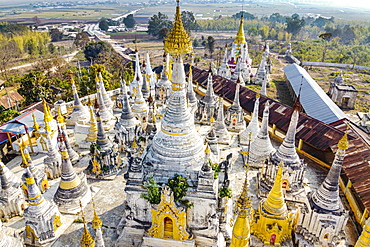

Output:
xmin=248 ymin=101 xmax=275 ymax=167
xmin=53 ymin=130 xmax=91 ymax=214
xmin=328 ymin=72 xmax=358 ymax=109
xmin=239 ymin=94 xmax=260 ymax=145
xmin=294 ymin=132 xmax=349 ymax=246
xmin=65 ymin=74 xmax=90 ymax=126
xmin=143 ymin=186 xmax=193 ymax=246
xmin=252 ymin=166 xmax=295 ymax=245
xmin=224 ymin=77 xmax=246 ymax=132
xmin=119 ymin=2 xmax=225 ymax=245
xmin=259 ymin=97 xmax=306 ymax=200
xmin=23 ymin=168 xmax=62 ymax=246
xmin=0 ymin=165 xmax=26 ymax=222
xmin=195 ymin=70 xmax=218 ymax=124
xmin=226 ymin=14 xmax=252 ymax=75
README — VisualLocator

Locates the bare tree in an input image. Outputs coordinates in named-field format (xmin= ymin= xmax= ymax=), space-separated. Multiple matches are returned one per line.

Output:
xmin=0 ymin=40 xmax=20 ymax=81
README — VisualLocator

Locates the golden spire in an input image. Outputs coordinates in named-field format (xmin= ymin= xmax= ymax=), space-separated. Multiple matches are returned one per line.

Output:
xmin=338 ymin=132 xmax=349 ymax=151
xmin=164 ymin=0 xmax=192 ymax=55
xmin=231 ymin=169 xmax=251 ymax=247
xmin=57 ymin=107 xmax=65 ymax=124
xmin=32 ymin=114 xmax=40 ymax=131
xmin=44 ymin=117 xmax=51 ymax=132
xmin=86 ymin=107 xmax=97 ymax=143
xmin=91 ymin=157 xmax=101 ymax=175
xmin=91 ymin=199 xmax=102 ymax=230
xmin=210 ymin=115 xmax=215 ymax=123
xmin=263 ymin=165 xmax=287 ymax=216
xmin=235 ymin=14 xmax=247 ymax=45
xmin=205 ymin=144 xmax=210 ymax=155
xmin=80 ymin=203 xmax=96 ymax=247
xmin=355 ymin=218 xmax=370 ymax=247
xmin=43 ymin=99 xmax=53 ymax=122
xmin=132 ymin=138 xmax=138 ymax=149
xmin=20 ymin=146 xmax=29 ymax=167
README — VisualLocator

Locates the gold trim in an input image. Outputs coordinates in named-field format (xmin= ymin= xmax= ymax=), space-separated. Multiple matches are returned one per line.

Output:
xmin=59 ymin=177 xmax=81 ymax=190
xmin=161 ymin=128 xmax=188 ymax=136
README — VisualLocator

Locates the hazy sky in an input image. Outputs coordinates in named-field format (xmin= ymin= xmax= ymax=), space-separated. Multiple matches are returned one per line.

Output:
xmin=334 ymin=0 xmax=370 ymax=9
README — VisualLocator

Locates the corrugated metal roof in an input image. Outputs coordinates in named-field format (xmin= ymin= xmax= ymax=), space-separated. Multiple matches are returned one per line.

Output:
xmin=0 ymin=91 xmax=24 ymax=109
xmin=0 ymin=109 xmax=44 ymax=134
xmin=283 ymin=63 xmax=347 ymax=124
xmin=191 ymin=66 xmax=345 ymax=151
xmin=330 ymin=120 xmax=370 ymax=212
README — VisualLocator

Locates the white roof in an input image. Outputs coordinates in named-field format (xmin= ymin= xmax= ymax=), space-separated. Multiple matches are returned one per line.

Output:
xmin=284 ymin=63 xmax=347 ymax=124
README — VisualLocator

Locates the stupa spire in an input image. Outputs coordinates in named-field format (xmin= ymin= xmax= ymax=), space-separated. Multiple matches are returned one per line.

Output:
xmin=92 ymin=200 xmax=105 ymax=247
xmin=311 ymin=132 xmax=348 ymax=212
xmin=85 ymin=106 xmax=98 ymax=143
xmin=80 ymin=202 xmax=96 ymax=247
xmin=263 ymin=166 xmax=287 ymax=216
xmin=248 ymin=101 xmax=275 ymax=165
xmin=96 ymin=111 xmax=112 ymax=150
xmin=240 ymin=94 xmax=260 ymax=145
xmin=98 ymin=72 xmax=114 ymax=109
xmin=164 ymin=0 xmax=192 ymax=55
xmin=235 ymin=13 xmax=246 ymax=45
xmin=32 ymin=113 xmax=40 ymax=131
xmin=214 ymin=97 xmax=231 ymax=144
xmin=271 ymin=96 xmax=301 ymax=166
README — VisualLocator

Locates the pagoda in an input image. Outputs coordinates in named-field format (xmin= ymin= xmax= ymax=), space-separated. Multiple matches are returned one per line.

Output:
xmin=119 ymin=1 xmax=223 ymax=245
xmin=65 ymin=73 xmax=90 ymax=126
xmin=145 ymin=52 xmax=156 ymax=93
xmin=85 ymin=111 xmax=120 ymax=179
xmin=187 ymin=57 xmax=198 ymax=114
xmin=23 ymin=168 xmax=62 ymax=246
xmin=95 ymin=76 xmax=116 ymax=131
xmin=248 ymin=101 xmax=275 ymax=167
xmin=252 ymin=166 xmax=295 ymax=245
xmin=259 ymin=97 xmax=306 ymax=199
xmin=224 ymin=77 xmax=246 ymax=132
xmin=53 ymin=130 xmax=91 ymax=214
xmin=0 ymin=164 xmax=26 ymax=222
xmin=194 ymin=69 xmax=218 ymax=124
xmin=213 ymin=97 xmax=231 ymax=145
xmin=253 ymin=50 xmax=270 ymax=87
xmin=129 ymin=50 xmax=143 ymax=99
xmin=43 ymin=129 xmax=62 ymax=179
xmin=239 ymin=93 xmax=260 ymax=145
xmin=98 ymin=72 xmax=114 ymax=110
xmin=78 ymin=106 xmax=98 ymax=149
xmin=131 ymin=75 xmax=149 ymax=126
xmin=218 ymin=44 xmax=231 ymax=80
xmin=155 ymin=52 xmax=172 ymax=105
xmin=294 ymin=132 xmax=349 ymax=246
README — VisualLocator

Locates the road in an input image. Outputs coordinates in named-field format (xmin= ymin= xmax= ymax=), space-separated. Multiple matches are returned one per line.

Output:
xmin=2 ymin=51 xmax=79 ymax=73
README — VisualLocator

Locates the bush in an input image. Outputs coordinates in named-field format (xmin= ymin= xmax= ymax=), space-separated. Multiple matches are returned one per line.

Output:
xmin=219 ymin=187 xmax=232 ymax=198
xmin=141 ymin=177 xmax=161 ymax=204
xmin=167 ymin=174 xmax=189 ymax=202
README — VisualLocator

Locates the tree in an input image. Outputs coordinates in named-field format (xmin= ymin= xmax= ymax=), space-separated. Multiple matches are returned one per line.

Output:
xmin=123 ymin=14 xmax=136 ymax=28
xmin=147 ymin=12 xmax=172 ymax=38
xmin=74 ymin=32 xmax=90 ymax=48
xmin=181 ymin=11 xmax=197 ymax=32
xmin=0 ymin=108 xmax=20 ymax=124
xmin=99 ymin=19 xmax=109 ymax=31
xmin=233 ymin=11 xmax=256 ymax=20
xmin=0 ymin=40 xmax=21 ymax=81
xmin=206 ymin=36 xmax=216 ymax=58
xmin=167 ymin=174 xmax=189 ymax=202
xmin=158 ymin=27 xmax=169 ymax=40
xmin=49 ymin=28 xmax=63 ymax=42
xmin=285 ymin=14 xmax=305 ymax=36
xmin=260 ymin=25 xmax=270 ymax=40
xmin=247 ymin=26 xmax=258 ymax=37
xmin=319 ymin=32 xmax=332 ymax=62
xmin=193 ymin=39 xmax=200 ymax=47
xmin=17 ymin=71 xmax=54 ymax=105
xmin=33 ymin=16 xmax=41 ymax=27
xmin=141 ymin=177 xmax=161 ymax=204
xmin=83 ymin=41 xmax=113 ymax=63
xmin=269 ymin=13 xmax=286 ymax=23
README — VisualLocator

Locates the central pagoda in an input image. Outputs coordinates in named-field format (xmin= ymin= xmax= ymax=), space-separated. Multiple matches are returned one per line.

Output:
xmin=142 ymin=0 xmax=204 ymax=184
